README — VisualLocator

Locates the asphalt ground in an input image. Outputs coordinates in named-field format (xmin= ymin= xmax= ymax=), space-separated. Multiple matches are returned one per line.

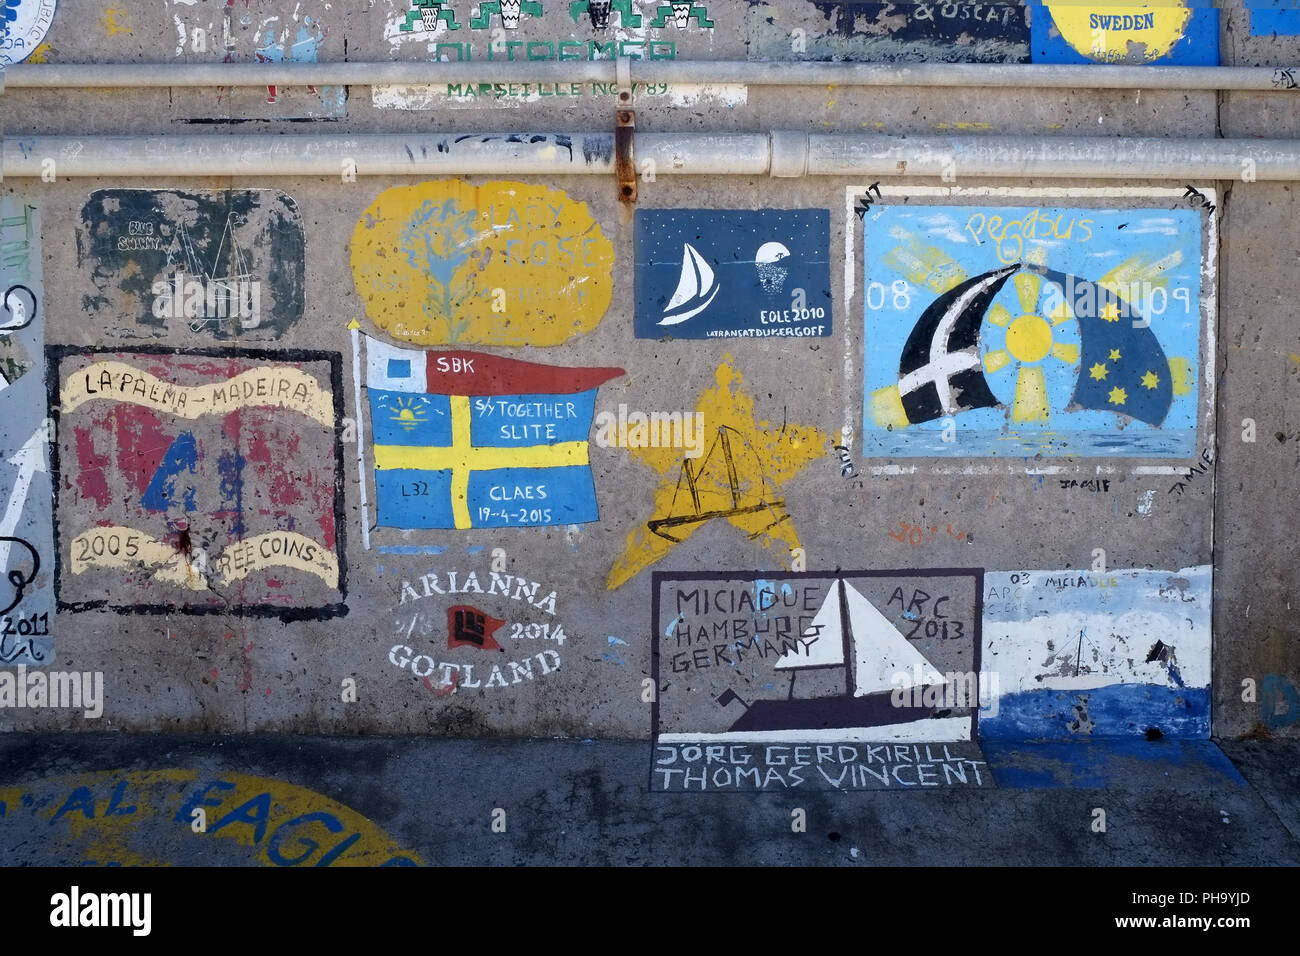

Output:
xmin=0 ymin=734 xmax=1294 ymax=867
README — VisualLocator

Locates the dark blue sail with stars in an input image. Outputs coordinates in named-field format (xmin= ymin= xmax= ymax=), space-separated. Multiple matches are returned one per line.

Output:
xmin=1037 ymin=267 xmax=1174 ymax=427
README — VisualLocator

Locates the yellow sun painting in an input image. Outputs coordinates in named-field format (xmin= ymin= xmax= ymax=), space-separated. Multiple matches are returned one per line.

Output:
xmin=388 ymin=394 xmax=429 ymax=432
xmin=981 ymin=269 xmax=1081 ymax=423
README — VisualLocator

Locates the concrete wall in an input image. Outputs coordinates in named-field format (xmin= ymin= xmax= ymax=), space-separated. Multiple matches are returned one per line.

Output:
xmin=1 ymin=0 xmax=1297 ymax=754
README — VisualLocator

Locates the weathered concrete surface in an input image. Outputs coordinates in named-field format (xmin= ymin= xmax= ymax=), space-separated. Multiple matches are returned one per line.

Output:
xmin=0 ymin=170 xmax=1227 ymax=737
xmin=1 ymin=734 xmax=1296 ymax=866
xmin=1211 ymin=180 xmax=1300 ymax=739
xmin=0 ymin=0 xmax=1296 ymax=748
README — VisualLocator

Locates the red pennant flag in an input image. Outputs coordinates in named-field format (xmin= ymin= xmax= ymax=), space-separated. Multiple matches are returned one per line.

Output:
xmin=446 ymin=605 xmax=506 ymax=652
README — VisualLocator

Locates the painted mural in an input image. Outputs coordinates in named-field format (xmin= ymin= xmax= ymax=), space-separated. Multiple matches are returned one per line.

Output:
xmin=0 ymin=0 xmax=1266 ymax=763
xmin=163 ymin=0 xmax=346 ymax=121
xmin=384 ymin=565 xmax=568 ymax=697
xmin=746 ymin=2 xmax=1218 ymax=66
xmin=355 ymin=332 xmax=624 ymax=541
xmin=653 ymin=564 xmax=1217 ymax=789
xmin=860 ymin=187 xmax=1211 ymax=459
xmin=76 ymin=189 xmax=306 ymax=341
xmin=51 ymin=347 xmax=346 ymax=620
xmin=0 ymin=769 xmax=420 ymax=866
xmin=373 ymin=0 xmax=734 ymax=108
xmin=980 ymin=566 xmax=1212 ymax=739
xmin=350 ymin=181 xmax=614 ymax=347
xmin=650 ymin=568 xmax=990 ymax=791
xmin=1028 ymin=2 xmax=1220 ymax=66
xmin=0 ymin=200 xmax=53 ymax=666
xmin=654 ymin=570 xmax=983 ymax=742
xmin=607 ymin=359 xmax=826 ymax=590
xmin=634 ymin=209 xmax=831 ymax=339
xmin=0 ymin=0 xmax=57 ymax=66
xmin=379 ymin=0 xmax=715 ymax=58
xmin=747 ymin=1 xmax=1031 ymax=64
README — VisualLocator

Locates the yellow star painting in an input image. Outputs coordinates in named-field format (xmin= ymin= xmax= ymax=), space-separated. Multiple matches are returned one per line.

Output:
xmin=606 ymin=359 xmax=826 ymax=590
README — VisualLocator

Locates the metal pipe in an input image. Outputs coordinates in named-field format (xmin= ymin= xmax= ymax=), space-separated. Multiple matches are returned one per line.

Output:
xmin=3 ymin=61 xmax=615 ymax=89
xmin=5 ymin=133 xmax=1299 ymax=180
xmin=0 ymin=133 xmax=622 ymax=178
xmin=638 ymin=61 xmax=1300 ymax=92
xmin=802 ymin=134 xmax=1300 ymax=180
xmin=5 ymin=60 xmax=1299 ymax=92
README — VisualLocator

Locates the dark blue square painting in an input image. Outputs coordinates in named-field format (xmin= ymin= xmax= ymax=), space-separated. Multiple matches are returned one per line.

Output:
xmin=634 ymin=209 xmax=831 ymax=340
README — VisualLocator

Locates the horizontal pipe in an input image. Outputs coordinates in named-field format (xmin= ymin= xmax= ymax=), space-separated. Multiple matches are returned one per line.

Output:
xmin=3 ymin=61 xmax=615 ymax=89
xmin=804 ymin=134 xmax=1300 ymax=180
xmin=4 ymin=133 xmax=1299 ymax=180
xmin=0 ymin=133 xmax=622 ymax=177
xmin=4 ymin=60 xmax=1300 ymax=92
xmin=640 ymin=61 xmax=1300 ymax=92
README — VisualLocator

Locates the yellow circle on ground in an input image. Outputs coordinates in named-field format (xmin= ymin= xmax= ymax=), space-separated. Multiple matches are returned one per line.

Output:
xmin=1045 ymin=2 xmax=1191 ymax=64
xmin=1006 ymin=314 xmax=1053 ymax=363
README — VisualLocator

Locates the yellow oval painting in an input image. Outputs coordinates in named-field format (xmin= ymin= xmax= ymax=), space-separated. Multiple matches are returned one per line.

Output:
xmin=1045 ymin=2 xmax=1191 ymax=63
xmin=350 ymin=180 xmax=614 ymax=347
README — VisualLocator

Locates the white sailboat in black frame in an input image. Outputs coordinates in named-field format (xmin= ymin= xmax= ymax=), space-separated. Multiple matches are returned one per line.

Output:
xmin=724 ymin=578 xmax=970 ymax=737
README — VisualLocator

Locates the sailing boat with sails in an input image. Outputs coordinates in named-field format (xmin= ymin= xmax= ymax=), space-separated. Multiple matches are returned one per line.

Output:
xmin=721 ymin=578 xmax=973 ymax=741
xmin=647 ymin=425 xmax=790 ymax=543
xmin=658 ymin=242 xmax=720 ymax=326
xmin=176 ymin=213 xmax=258 ymax=331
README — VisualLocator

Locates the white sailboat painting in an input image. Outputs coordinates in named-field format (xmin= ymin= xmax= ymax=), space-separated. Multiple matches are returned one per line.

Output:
xmin=659 ymin=578 xmax=975 ymax=743
xmin=776 ymin=580 xmax=944 ymax=695
xmin=658 ymin=242 xmax=720 ymax=326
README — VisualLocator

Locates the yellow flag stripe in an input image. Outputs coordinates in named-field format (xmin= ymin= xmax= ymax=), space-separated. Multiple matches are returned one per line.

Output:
xmin=449 ymin=395 xmax=473 ymax=529
xmin=868 ymin=384 xmax=909 ymax=429
xmin=374 ymin=392 xmax=590 ymax=530
xmin=372 ymin=442 xmax=591 ymax=472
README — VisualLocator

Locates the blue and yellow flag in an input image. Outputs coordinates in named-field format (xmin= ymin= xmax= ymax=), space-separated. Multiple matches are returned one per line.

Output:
xmin=365 ymin=336 xmax=624 ymax=530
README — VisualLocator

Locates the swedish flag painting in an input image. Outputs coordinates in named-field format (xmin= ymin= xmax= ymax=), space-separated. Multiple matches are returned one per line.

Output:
xmin=364 ymin=335 xmax=624 ymax=529
xmin=862 ymin=195 xmax=1209 ymax=459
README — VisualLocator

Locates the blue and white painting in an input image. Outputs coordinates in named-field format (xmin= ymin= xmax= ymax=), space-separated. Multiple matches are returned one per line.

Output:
xmin=979 ymin=566 xmax=1211 ymax=740
xmin=862 ymin=201 xmax=1206 ymax=459
xmin=0 ymin=0 xmax=58 ymax=67
xmin=634 ymin=210 xmax=831 ymax=340
xmin=0 ymin=198 xmax=53 ymax=665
